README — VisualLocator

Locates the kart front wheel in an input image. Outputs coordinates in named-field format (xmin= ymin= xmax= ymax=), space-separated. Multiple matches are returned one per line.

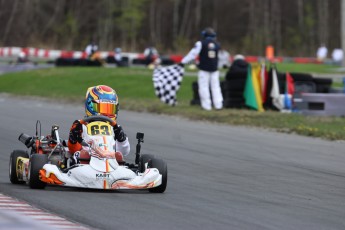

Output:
xmin=28 ymin=154 xmax=48 ymax=189
xmin=9 ymin=150 xmax=29 ymax=184
xmin=148 ymin=158 xmax=167 ymax=193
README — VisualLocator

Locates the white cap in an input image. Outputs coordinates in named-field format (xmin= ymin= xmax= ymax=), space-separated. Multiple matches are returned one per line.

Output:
xmin=234 ymin=54 xmax=245 ymax=60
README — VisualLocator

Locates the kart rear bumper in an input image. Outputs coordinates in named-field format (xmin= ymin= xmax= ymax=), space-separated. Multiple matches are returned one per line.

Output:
xmin=40 ymin=164 xmax=162 ymax=190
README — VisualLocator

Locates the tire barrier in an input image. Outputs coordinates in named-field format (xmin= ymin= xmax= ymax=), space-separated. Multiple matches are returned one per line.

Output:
xmin=105 ymin=56 xmax=129 ymax=67
xmin=55 ymin=58 xmax=102 ymax=67
xmin=291 ymin=81 xmax=316 ymax=111
xmin=313 ymin=78 xmax=333 ymax=93
xmin=0 ymin=47 xmax=180 ymax=66
xmin=222 ymin=67 xmax=247 ymax=108
xmin=190 ymin=80 xmax=246 ymax=108
xmin=191 ymin=68 xmax=335 ymax=112
xmin=0 ymin=47 xmax=337 ymax=65
xmin=190 ymin=81 xmax=201 ymax=105
xmin=300 ymin=93 xmax=345 ymax=116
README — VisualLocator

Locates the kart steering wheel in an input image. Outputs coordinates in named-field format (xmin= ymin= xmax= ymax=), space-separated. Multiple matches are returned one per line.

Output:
xmin=80 ymin=115 xmax=117 ymax=127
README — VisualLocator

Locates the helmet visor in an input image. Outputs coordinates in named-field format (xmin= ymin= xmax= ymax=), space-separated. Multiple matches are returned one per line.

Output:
xmin=92 ymin=100 xmax=117 ymax=116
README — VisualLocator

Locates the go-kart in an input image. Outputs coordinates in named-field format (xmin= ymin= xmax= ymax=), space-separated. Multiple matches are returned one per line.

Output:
xmin=9 ymin=115 xmax=167 ymax=193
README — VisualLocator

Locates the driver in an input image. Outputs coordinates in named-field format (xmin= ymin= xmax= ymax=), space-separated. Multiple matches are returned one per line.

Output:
xmin=67 ymin=85 xmax=130 ymax=164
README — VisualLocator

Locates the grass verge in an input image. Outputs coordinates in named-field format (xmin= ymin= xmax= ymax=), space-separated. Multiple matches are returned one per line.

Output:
xmin=0 ymin=66 xmax=344 ymax=141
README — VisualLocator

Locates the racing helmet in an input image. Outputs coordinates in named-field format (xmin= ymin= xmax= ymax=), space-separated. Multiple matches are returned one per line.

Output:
xmin=201 ymin=27 xmax=216 ymax=39
xmin=85 ymin=85 xmax=119 ymax=120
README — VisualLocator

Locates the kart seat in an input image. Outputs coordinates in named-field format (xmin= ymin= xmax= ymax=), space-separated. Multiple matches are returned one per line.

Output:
xmin=115 ymin=151 xmax=125 ymax=165
xmin=78 ymin=151 xmax=91 ymax=164
xmin=76 ymin=151 xmax=125 ymax=165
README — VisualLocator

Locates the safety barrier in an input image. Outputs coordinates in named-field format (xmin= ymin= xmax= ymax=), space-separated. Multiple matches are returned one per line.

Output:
xmin=300 ymin=93 xmax=345 ymax=116
xmin=0 ymin=46 xmax=330 ymax=64
xmin=0 ymin=46 xmax=142 ymax=64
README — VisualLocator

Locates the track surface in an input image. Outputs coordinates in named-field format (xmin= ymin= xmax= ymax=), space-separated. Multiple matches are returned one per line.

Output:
xmin=1 ymin=95 xmax=345 ymax=230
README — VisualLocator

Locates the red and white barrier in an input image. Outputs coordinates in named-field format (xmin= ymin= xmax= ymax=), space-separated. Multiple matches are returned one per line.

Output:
xmin=0 ymin=46 xmax=324 ymax=64
xmin=0 ymin=46 xmax=143 ymax=61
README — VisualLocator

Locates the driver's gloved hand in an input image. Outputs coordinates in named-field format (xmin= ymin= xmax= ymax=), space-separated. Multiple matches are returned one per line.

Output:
xmin=114 ymin=125 xmax=127 ymax=142
xmin=69 ymin=120 xmax=83 ymax=144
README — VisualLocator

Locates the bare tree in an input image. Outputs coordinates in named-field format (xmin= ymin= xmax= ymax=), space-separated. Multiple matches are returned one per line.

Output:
xmin=271 ymin=0 xmax=282 ymax=53
xmin=0 ymin=0 xmax=342 ymax=56
xmin=317 ymin=0 xmax=329 ymax=46
xmin=173 ymin=0 xmax=180 ymax=44
xmin=3 ymin=0 xmax=19 ymax=43
xmin=178 ymin=0 xmax=192 ymax=38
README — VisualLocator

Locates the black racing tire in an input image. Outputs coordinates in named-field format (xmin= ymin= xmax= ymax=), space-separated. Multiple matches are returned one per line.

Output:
xmin=138 ymin=154 xmax=155 ymax=173
xmin=224 ymin=79 xmax=246 ymax=91
xmin=223 ymin=98 xmax=245 ymax=108
xmin=294 ymin=81 xmax=316 ymax=94
xmin=148 ymin=158 xmax=168 ymax=193
xmin=290 ymin=73 xmax=314 ymax=82
xmin=223 ymin=91 xmax=244 ymax=98
xmin=313 ymin=78 xmax=332 ymax=93
xmin=313 ymin=78 xmax=332 ymax=85
xmin=225 ymin=71 xmax=247 ymax=81
xmin=9 ymin=150 xmax=29 ymax=184
xmin=28 ymin=154 xmax=48 ymax=189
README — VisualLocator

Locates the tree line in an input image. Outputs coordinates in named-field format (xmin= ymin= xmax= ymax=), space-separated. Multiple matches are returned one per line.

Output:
xmin=0 ymin=0 xmax=341 ymax=57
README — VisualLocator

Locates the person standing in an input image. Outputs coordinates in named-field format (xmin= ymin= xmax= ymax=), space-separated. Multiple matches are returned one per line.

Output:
xmin=316 ymin=43 xmax=328 ymax=61
xmin=68 ymin=85 xmax=129 ymax=165
xmin=114 ymin=47 xmax=123 ymax=66
xmin=180 ymin=27 xmax=223 ymax=110
xmin=332 ymin=48 xmax=344 ymax=65
xmin=85 ymin=40 xmax=99 ymax=58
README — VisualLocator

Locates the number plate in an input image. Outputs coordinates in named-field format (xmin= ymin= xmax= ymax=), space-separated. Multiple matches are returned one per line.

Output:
xmin=86 ymin=121 xmax=113 ymax=136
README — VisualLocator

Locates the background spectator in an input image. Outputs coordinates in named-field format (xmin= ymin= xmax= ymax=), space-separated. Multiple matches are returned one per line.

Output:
xmin=331 ymin=48 xmax=344 ymax=65
xmin=228 ymin=54 xmax=248 ymax=73
xmin=316 ymin=43 xmax=328 ymax=61
xmin=181 ymin=27 xmax=223 ymax=111
xmin=114 ymin=47 xmax=123 ymax=66
xmin=218 ymin=49 xmax=231 ymax=69
xmin=85 ymin=40 xmax=98 ymax=58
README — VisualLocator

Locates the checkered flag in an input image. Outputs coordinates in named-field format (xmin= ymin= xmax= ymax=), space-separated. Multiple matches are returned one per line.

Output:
xmin=153 ymin=64 xmax=184 ymax=106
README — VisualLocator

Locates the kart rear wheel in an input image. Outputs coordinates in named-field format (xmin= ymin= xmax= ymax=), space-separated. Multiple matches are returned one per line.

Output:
xmin=28 ymin=154 xmax=48 ymax=189
xmin=9 ymin=150 xmax=29 ymax=184
xmin=139 ymin=154 xmax=155 ymax=173
xmin=148 ymin=158 xmax=167 ymax=193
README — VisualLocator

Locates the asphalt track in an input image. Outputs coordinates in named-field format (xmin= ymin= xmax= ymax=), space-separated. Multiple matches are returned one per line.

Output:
xmin=1 ymin=95 xmax=345 ymax=230
xmin=0 ymin=62 xmax=54 ymax=74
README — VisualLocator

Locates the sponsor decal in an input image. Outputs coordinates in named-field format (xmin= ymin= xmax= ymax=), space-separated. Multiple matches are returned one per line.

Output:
xmin=24 ymin=161 xmax=29 ymax=179
xmin=95 ymin=99 xmax=115 ymax=104
xmin=98 ymin=143 xmax=108 ymax=148
xmin=17 ymin=159 xmax=24 ymax=180
xmin=16 ymin=158 xmax=29 ymax=180
xmin=96 ymin=173 xmax=110 ymax=180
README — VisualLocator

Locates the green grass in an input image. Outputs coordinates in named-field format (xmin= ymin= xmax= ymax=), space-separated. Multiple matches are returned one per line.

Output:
xmin=0 ymin=67 xmax=195 ymax=102
xmin=0 ymin=65 xmax=345 ymax=140
xmin=274 ymin=63 xmax=341 ymax=74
